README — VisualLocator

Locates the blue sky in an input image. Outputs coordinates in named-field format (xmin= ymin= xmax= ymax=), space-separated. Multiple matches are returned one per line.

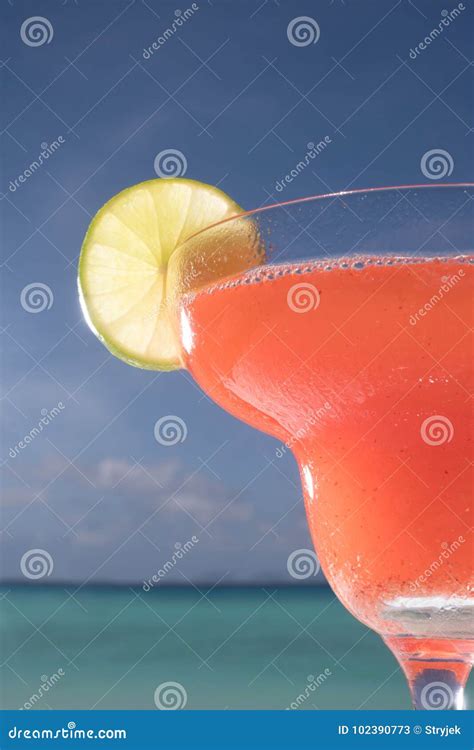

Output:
xmin=1 ymin=0 xmax=472 ymax=584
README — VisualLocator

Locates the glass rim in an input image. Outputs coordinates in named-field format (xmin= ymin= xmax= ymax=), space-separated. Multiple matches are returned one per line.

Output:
xmin=186 ymin=182 xmax=474 ymax=243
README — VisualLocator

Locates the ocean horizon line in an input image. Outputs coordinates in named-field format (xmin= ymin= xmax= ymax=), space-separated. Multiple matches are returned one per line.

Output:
xmin=0 ymin=580 xmax=330 ymax=590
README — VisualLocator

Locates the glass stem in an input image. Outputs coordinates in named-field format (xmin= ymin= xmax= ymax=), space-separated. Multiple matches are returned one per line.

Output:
xmin=408 ymin=665 xmax=468 ymax=710
xmin=384 ymin=636 xmax=472 ymax=710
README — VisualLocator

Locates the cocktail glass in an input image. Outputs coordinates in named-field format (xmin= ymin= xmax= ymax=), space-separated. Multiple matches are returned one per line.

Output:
xmin=175 ymin=184 xmax=473 ymax=710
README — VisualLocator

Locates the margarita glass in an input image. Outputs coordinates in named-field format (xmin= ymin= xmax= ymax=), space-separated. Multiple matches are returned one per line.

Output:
xmin=176 ymin=185 xmax=473 ymax=710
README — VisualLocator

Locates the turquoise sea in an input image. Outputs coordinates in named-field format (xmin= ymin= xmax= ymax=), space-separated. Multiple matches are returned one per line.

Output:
xmin=1 ymin=586 xmax=472 ymax=711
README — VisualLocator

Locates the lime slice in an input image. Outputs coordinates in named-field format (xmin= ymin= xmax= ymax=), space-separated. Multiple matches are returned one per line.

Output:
xmin=78 ymin=178 xmax=263 ymax=370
